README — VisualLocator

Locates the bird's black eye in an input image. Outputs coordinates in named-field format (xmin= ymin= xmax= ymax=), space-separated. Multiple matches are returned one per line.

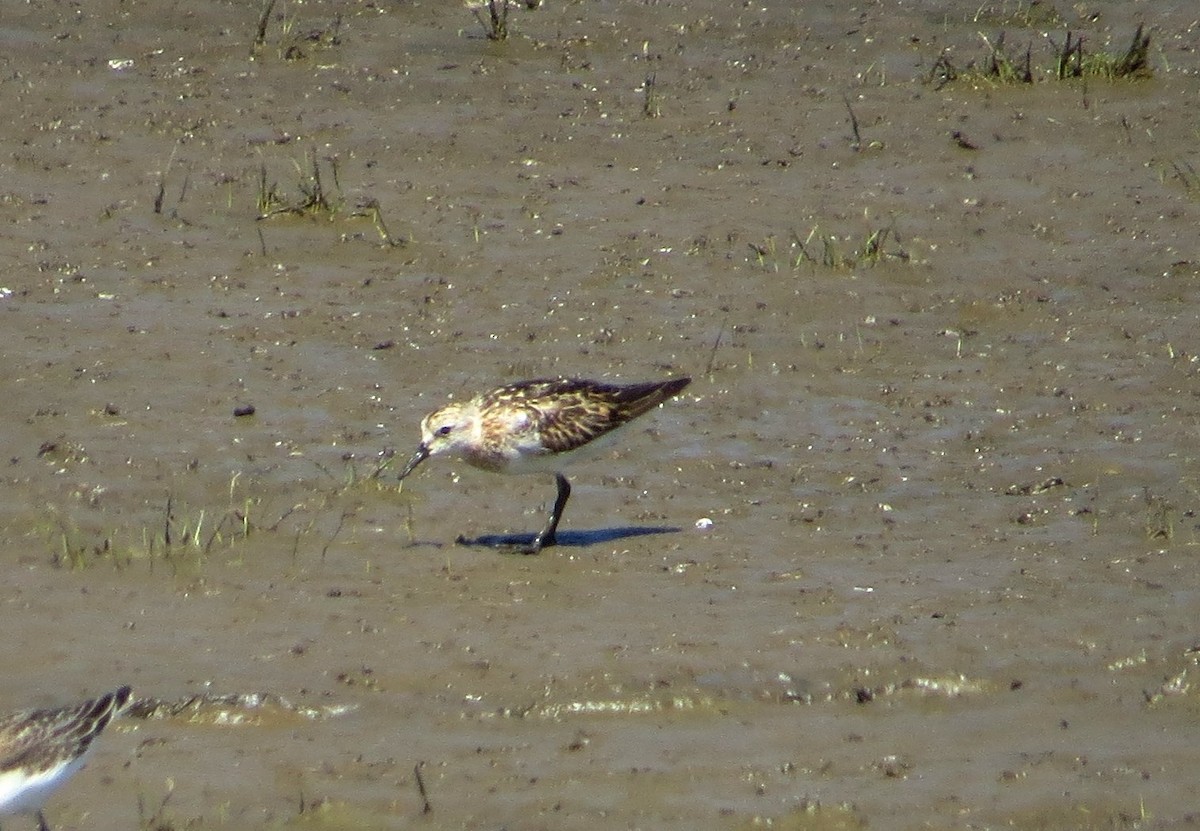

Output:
xmin=436 ymin=425 xmax=452 ymax=437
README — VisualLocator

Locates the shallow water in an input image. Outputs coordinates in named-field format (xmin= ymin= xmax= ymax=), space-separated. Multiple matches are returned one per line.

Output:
xmin=2 ymin=1 xmax=1199 ymax=829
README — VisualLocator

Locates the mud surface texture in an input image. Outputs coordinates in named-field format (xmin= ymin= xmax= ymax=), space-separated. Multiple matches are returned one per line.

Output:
xmin=2 ymin=1 xmax=1199 ymax=829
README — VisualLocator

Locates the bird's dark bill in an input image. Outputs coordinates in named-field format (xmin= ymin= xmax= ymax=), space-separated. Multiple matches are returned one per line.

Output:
xmin=399 ymin=443 xmax=430 ymax=479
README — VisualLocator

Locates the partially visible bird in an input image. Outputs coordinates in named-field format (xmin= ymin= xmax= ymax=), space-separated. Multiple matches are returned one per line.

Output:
xmin=0 ymin=686 xmax=132 ymax=831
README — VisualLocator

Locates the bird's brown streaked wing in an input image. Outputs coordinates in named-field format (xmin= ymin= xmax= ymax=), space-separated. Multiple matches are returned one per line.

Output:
xmin=483 ymin=377 xmax=690 ymax=455
xmin=0 ymin=687 xmax=130 ymax=771
xmin=479 ymin=379 xmax=571 ymax=409
xmin=533 ymin=387 xmax=642 ymax=453
xmin=537 ymin=406 xmax=607 ymax=453
xmin=536 ymin=378 xmax=690 ymax=453
xmin=50 ymin=687 xmax=128 ymax=752
xmin=0 ymin=712 xmax=51 ymax=768
xmin=608 ymin=377 xmax=691 ymax=421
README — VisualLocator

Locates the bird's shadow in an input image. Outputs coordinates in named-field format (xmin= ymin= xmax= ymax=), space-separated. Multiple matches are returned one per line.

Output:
xmin=458 ymin=525 xmax=681 ymax=552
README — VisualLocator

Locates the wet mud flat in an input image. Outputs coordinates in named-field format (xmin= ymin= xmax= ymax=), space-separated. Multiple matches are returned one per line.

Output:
xmin=2 ymin=0 xmax=1200 ymax=828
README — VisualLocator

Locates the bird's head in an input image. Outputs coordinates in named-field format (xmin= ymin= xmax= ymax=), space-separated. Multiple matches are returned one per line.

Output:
xmin=398 ymin=402 xmax=473 ymax=479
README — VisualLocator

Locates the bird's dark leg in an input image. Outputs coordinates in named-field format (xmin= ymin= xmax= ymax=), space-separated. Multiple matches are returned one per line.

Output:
xmin=38 ymin=811 xmax=50 ymax=831
xmin=525 ymin=473 xmax=570 ymax=554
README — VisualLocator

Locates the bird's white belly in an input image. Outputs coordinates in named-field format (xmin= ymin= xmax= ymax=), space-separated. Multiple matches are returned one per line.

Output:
xmin=496 ymin=426 xmax=626 ymax=474
xmin=0 ymin=754 xmax=87 ymax=814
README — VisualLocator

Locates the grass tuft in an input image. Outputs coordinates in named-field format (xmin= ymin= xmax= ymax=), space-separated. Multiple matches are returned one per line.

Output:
xmin=473 ymin=0 xmax=511 ymax=41
xmin=982 ymin=32 xmax=1034 ymax=83
xmin=642 ymin=73 xmax=661 ymax=118
xmin=251 ymin=0 xmax=343 ymax=62
xmin=251 ymin=0 xmax=277 ymax=57
xmin=748 ymin=224 xmax=909 ymax=272
xmin=256 ymin=154 xmax=405 ymax=247
xmin=349 ymin=197 xmax=404 ymax=247
xmin=929 ymin=26 xmax=1153 ymax=89
xmin=257 ymin=149 xmax=342 ymax=219
xmin=1053 ymin=23 xmax=1152 ymax=80
xmin=1143 ymin=489 xmax=1174 ymax=541
xmin=1166 ymin=159 xmax=1200 ymax=197
xmin=42 ymin=477 xmax=260 ymax=570
xmin=138 ymin=785 xmax=177 ymax=831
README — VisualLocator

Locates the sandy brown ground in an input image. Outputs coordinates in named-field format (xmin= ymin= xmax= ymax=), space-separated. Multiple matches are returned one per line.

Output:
xmin=2 ymin=1 xmax=1200 ymax=829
